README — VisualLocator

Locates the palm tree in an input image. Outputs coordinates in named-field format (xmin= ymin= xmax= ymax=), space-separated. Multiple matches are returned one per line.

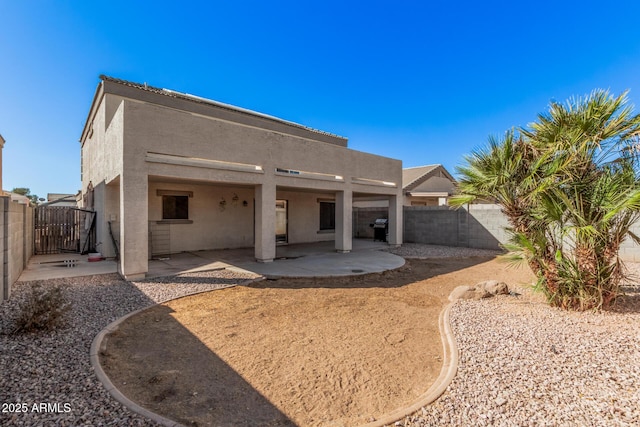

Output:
xmin=451 ymin=90 xmax=640 ymax=310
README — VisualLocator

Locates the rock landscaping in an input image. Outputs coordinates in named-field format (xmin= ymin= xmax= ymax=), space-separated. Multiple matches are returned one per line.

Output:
xmin=401 ymin=268 xmax=640 ymax=427
xmin=0 ymin=269 xmax=259 ymax=426
xmin=0 ymin=244 xmax=638 ymax=426
xmin=449 ymin=280 xmax=510 ymax=301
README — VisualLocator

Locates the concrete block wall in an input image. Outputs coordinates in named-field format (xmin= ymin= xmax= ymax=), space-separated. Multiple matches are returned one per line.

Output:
xmin=1 ymin=197 xmax=33 ymax=302
xmin=0 ymin=198 xmax=5 ymax=303
xmin=403 ymin=204 xmax=506 ymax=250
xmin=23 ymin=203 xmax=33 ymax=270
xmin=404 ymin=206 xmax=461 ymax=246
xmin=402 ymin=204 xmax=640 ymax=262
xmin=618 ymin=221 xmax=640 ymax=262
xmin=465 ymin=204 xmax=510 ymax=250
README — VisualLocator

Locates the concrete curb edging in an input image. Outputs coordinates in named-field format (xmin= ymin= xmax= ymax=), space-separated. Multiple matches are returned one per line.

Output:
xmin=90 ymin=279 xmax=261 ymax=427
xmin=91 ymin=279 xmax=462 ymax=427
xmin=358 ymin=288 xmax=462 ymax=427
xmin=90 ymin=306 xmax=185 ymax=427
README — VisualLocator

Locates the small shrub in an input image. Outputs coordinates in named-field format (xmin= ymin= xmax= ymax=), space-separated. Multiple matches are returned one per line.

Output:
xmin=13 ymin=283 xmax=72 ymax=334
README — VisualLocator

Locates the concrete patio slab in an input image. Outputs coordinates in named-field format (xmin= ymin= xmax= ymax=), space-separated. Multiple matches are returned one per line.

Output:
xmin=17 ymin=240 xmax=405 ymax=282
xmin=18 ymin=253 xmax=118 ymax=282
xmin=147 ymin=239 xmax=405 ymax=279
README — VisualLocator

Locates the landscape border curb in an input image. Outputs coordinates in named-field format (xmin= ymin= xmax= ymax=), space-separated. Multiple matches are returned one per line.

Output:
xmin=90 ymin=306 xmax=186 ymax=427
xmin=358 ymin=289 xmax=461 ymax=427
xmin=90 ymin=278 xmax=461 ymax=427
xmin=90 ymin=279 xmax=260 ymax=427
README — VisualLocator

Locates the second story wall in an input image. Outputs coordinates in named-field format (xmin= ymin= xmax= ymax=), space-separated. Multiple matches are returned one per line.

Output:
xmin=80 ymin=78 xmax=403 ymax=199
xmin=119 ymin=97 xmax=401 ymax=190
xmin=81 ymin=93 xmax=124 ymax=190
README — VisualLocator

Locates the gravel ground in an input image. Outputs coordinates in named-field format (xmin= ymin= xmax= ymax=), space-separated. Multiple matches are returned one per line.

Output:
xmin=398 ymin=266 xmax=640 ymax=427
xmin=387 ymin=243 xmax=502 ymax=259
xmin=0 ymin=269 xmax=259 ymax=426
xmin=2 ymin=246 xmax=639 ymax=427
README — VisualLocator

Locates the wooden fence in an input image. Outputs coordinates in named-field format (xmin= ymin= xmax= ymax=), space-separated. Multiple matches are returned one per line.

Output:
xmin=34 ymin=206 xmax=96 ymax=255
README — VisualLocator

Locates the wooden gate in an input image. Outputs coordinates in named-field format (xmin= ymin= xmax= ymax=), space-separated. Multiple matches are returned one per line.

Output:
xmin=34 ymin=207 xmax=96 ymax=255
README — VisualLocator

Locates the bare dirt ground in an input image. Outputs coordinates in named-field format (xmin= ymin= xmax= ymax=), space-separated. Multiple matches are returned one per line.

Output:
xmin=100 ymin=257 xmax=535 ymax=427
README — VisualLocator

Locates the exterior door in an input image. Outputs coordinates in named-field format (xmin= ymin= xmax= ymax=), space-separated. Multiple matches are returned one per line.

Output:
xmin=275 ymin=200 xmax=288 ymax=243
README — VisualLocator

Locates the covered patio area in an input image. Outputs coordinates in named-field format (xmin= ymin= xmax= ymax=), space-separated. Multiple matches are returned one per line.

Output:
xmin=18 ymin=239 xmax=405 ymax=282
xmin=146 ymin=238 xmax=404 ymax=278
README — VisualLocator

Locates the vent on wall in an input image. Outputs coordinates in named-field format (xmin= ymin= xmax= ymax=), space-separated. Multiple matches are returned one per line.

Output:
xmin=276 ymin=168 xmax=301 ymax=175
xmin=275 ymin=167 xmax=344 ymax=182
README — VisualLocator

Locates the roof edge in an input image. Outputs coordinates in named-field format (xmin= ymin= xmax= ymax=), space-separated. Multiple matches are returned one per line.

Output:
xmin=98 ymin=75 xmax=348 ymax=142
xmin=80 ymin=80 xmax=105 ymax=144
xmin=403 ymin=164 xmax=456 ymax=191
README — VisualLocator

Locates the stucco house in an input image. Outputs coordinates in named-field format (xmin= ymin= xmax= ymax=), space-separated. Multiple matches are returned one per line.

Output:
xmin=80 ymin=76 xmax=403 ymax=279
xmin=402 ymin=164 xmax=456 ymax=206
xmin=353 ymin=164 xmax=456 ymax=209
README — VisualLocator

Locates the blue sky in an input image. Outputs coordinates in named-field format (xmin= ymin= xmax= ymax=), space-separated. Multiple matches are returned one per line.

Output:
xmin=2 ymin=1 xmax=640 ymax=198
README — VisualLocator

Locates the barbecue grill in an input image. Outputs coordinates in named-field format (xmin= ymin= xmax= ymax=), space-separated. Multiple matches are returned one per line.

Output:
xmin=371 ymin=218 xmax=388 ymax=242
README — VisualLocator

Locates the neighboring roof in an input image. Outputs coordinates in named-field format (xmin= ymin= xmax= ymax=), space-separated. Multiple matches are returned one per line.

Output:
xmin=402 ymin=164 xmax=456 ymax=191
xmin=47 ymin=193 xmax=75 ymax=202
xmin=84 ymin=75 xmax=347 ymax=144
xmin=40 ymin=194 xmax=78 ymax=207
xmin=7 ymin=192 xmax=30 ymax=204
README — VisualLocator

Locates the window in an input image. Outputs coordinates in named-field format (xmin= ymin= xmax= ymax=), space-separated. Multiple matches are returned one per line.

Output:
xmin=163 ymin=195 xmax=189 ymax=220
xmin=319 ymin=201 xmax=335 ymax=230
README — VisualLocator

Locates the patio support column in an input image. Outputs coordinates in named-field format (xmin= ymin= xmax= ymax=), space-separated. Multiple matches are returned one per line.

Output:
xmin=103 ymin=183 xmax=119 ymax=258
xmin=119 ymin=172 xmax=148 ymax=280
xmin=255 ymin=182 xmax=276 ymax=262
xmin=388 ymin=194 xmax=403 ymax=247
xmin=335 ymin=189 xmax=352 ymax=253
xmin=92 ymin=181 xmax=107 ymax=259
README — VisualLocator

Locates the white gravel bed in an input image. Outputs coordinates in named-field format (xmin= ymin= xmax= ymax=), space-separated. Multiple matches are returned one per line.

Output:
xmin=387 ymin=243 xmax=501 ymax=259
xmin=131 ymin=268 xmax=260 ymax=303
xmin=399 ymin=267 xmax=640 ymax=427
xmin=0 ymin=269 xmax=259 ymax=426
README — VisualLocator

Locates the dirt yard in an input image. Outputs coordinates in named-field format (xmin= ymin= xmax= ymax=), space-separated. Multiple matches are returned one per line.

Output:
xmin=100 ymin=257 xmax=535 ymax=426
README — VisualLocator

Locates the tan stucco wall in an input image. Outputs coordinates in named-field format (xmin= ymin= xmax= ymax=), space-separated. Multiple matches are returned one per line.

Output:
xmin=145 ymin=182 xmax=338 ymax=254
xmin=404 ymin=196 xmax=441 ymax=206
xmin=124 ymin=90 xmax=401 ymax=258
xmin=81 ymin=99 xmax=124 ymax=190
xmin=275 ymin=190 xmax=336 ymax=244
xmin=120 ymin=99 xmax=402 ymax=191
xmin=91 ymin=181 xmax=121 ymax=258
xmin=82 ymin=95 xmax=402 ymax=201
xmin=148 ymin=182 xmax=254 ymax=252
xmin=81 ymin=86 xmax=403 ymax=276
xmin=81 ymin=88 xmax=402 ymax=190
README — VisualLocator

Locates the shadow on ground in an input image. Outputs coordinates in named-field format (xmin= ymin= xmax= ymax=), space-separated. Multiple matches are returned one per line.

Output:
xmin=249 ymin=256 xmax=498 ymax=290
xmin=99 ymin=256 xmax=540 ymax=427
xmin=610 ymin=284 xmax=640 ymax=314
xmin=101 ymin=304 xmax=295 ymax=426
